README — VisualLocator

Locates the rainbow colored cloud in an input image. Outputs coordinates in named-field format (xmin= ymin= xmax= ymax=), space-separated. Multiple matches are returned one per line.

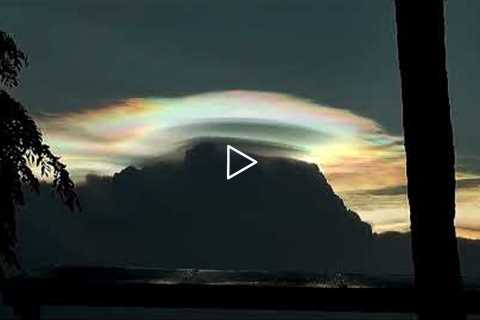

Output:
xmin=37 ymin=91 xmax=404 ymax=185
xmin=34 ymin=90 xmax=480 ymax=238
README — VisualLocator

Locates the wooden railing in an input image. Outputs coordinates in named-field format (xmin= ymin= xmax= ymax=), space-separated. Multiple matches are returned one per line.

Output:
xmin=2 ymin=268 xmax=480 ymax=319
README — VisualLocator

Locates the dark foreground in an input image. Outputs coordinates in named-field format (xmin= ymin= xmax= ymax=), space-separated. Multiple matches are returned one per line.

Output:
xmin=2 ymin=267 xmax=480 ymax=319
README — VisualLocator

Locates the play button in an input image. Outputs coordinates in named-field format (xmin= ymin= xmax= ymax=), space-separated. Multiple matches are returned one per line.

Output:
xmin=226 ymin=145 xmax=258 ymax=180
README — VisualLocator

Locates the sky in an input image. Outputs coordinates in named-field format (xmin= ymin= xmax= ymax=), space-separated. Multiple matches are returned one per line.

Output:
xmin=1 ymin=0 xmax=480 ymax=238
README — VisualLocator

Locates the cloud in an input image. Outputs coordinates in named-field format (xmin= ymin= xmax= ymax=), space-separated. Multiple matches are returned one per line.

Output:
xmin=364 ymin=185 xmax=407 ymax=196
xmin=1 ymin=0 xmax=401 ymax=128
xmin=456 ymin=177 xmax=480 ymax=189
xmin=31 ymin=90 xmax=480 ymax=238
xmin=19 ymin=143 xmax=374 ymax=273
xmin=35 ymin=91 xmax=404 ymax=185
xmin=17 ymin=142 xmax=480 ymax=280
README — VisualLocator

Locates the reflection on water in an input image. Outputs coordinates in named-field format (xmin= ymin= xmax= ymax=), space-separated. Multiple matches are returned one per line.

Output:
xmin=42 ymin=266 xmax=415 ymax=289
xmin=4 ymin=266 xmax=480 ymax=319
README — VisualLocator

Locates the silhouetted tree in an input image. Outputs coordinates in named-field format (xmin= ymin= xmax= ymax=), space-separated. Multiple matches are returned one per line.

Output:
xmin=0 ymin=31 xmax=80 ymax=276
xmin=394 ymin=1 xmax=464 ymax=319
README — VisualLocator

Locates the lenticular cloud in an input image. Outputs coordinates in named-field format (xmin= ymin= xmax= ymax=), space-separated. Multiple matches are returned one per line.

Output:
xmin=37 ymin=90 xmax=404 ymax=186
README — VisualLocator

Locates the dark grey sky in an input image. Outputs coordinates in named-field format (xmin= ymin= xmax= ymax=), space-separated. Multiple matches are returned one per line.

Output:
xmin=1 ymin=0 xmax=480 ymax=166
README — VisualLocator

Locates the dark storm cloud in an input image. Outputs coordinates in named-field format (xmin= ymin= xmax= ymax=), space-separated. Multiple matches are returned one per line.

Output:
xmin=16 ymin=142 xmax=480 ymax=278
xmin=18 ymin=142 xmax=374 ymax=272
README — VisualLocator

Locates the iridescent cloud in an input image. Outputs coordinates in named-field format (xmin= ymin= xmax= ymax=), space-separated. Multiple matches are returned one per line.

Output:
xmin=34 ymin=90 xmax=480 ymax=238
xmin=37 ymin=91 xmax=403 ymax=183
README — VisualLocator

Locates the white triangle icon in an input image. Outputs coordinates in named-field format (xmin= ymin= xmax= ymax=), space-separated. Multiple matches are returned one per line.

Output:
xmin=226 ymin=145 xmax=258 ymax=180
